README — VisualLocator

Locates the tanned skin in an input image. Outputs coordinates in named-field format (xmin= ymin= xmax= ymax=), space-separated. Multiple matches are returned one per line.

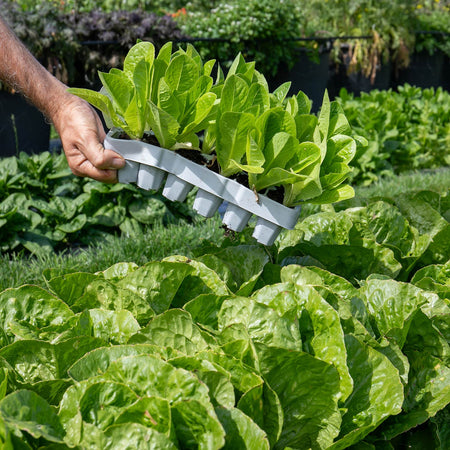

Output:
xmin=0 ymin=17 xmax=125 ymax=182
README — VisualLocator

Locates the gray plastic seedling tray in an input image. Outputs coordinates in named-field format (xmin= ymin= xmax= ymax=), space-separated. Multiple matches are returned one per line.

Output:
xmin=105 ymin=131 xmax=301 ymax=245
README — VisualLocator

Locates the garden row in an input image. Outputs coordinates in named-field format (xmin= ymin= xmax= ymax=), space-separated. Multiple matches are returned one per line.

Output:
xmin=0 ymin=185 xmax=448 ymax=448
xmin=0 ymin=150 xmax=197 ymax=256
xmin=1 ymin=79 xmax=448 ymax=255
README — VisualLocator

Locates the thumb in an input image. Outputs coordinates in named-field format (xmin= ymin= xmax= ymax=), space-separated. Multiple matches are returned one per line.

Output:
xmin=81 ymin=129 xmax=126 ymax=171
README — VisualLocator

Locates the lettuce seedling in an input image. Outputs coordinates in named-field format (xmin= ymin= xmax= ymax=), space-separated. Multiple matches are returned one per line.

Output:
xmin=199 ymin=51 xmax=362 ymax=207
xmin=203 ymin=54 xmax=271 ymax=177
xmin=68 ymin=41 xmax=218 ymax=148
xmin=270 ymin=90 xmax=362 ymax=206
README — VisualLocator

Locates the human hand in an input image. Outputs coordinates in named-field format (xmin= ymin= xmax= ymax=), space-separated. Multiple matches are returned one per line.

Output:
xmin=52 ymin=94 xmax=125 ymax=183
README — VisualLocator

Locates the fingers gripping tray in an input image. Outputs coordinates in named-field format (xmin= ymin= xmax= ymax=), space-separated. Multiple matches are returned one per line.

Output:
xmin=105 ymin=132 xmax=301 ymax=246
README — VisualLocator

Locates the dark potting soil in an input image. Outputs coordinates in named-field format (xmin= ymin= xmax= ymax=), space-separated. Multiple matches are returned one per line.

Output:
xmin=174 ymin=147 xmax=211 ymax=167
xmin=264 ymin=186 xmax=284 ymax=204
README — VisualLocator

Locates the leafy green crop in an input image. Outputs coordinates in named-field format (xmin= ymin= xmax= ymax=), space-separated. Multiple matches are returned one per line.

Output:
xmin=0 ymin=151 xmax=196 ymax=256
xmin=204 ymin=55 xmax=363 ymax=205
xmin=69 ymin=41 xmax=218 ymax=146
xmin=277 ymin=189 xmax=450 ymax=282
xmin=0 ymin=173 xmax=448 ymax=447
xmin=337 ymin=84 xmax=450 ymax=185
xmin=70 ymin=41 xmax=364 ymax=207
xmin=0 ymin=229 xmax=447 ymax=448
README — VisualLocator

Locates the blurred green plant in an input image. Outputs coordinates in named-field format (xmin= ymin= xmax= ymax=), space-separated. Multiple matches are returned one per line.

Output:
xmin=0 ymin=0 xmax=79 ymax=88
xmin=12 ymin=0 xmax=189 ymax=14
xmin=176 ymin=0 xmax=305 ymax=76
xmin=336 ymin=84 xmax=450 ymax=185
xmin=0 ymin=151 xmax=197 ymax=256
xmin=1 ymin=1 xmax=185 ymax=89
xmin=302 ymin=0 xmax=415 ymax=82
xmin=412 ymin=0 xmax=450 ymax=56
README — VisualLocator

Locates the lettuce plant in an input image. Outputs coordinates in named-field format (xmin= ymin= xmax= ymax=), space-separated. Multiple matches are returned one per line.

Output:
xmin=69 ymin=41 xmax=218 ymax=147
xmin=0 ymin=151 xmax=196 ymax=256
xmin=70 ymin=41 xmax=364 ymax=207
xmin=203 ymin=54 xmax=364 ymax=206
xmin=336 ymin=85 xmax=450 ymax=185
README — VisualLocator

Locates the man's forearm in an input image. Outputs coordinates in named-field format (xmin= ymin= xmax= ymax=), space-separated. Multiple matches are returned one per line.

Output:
xmin=0 ymin=16 xmax=125 ymax=182
xmin=0 ymin=17 xmax=68 ymax=119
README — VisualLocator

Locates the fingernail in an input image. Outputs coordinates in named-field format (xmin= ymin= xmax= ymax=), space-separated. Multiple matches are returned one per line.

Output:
xmin=112 ymin=157 xmax=126 ymax=168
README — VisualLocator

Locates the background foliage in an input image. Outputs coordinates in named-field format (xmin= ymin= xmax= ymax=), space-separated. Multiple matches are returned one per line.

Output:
xmin=63 ymin=8 xmax=186 ymax=88
xmin=175 ymin=0 xmax=305 ymax=76
xmin=337 ymin=84 xmax=450 ymax=184
xmin=2 ymin=0 xmax=449 ymax=88
xmin=0 ymin=151 xmax=196 ymax=256
xmin=0 ymin=0 xmax=184 ymax=87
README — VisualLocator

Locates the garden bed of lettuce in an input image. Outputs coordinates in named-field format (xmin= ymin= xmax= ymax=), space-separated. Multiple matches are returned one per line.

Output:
xmin=0 ymin=182 xmax=448 ymax=449
xmin=0 ymin=150 xmax=198 ymax=256
xmin=0 ymin=168 xmax=449 ymax=448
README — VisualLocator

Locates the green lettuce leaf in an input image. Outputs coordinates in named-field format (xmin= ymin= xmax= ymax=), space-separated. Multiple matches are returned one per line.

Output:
xmin=330 ymin=335 xmax=403 ymax=449
xmin=116 ymin=261 xmax=195 ymax=314
xmin=72 ymin=279 xmax=155 ymax=326
xmin=0 ymin=390 xmax=65 ymax=443
xmin=68 ymin=344 xmax=171 ymax=382
xmin=215 ymin=406 xmax=270 ymax=449
xmin=255 ymin=344 xmax=341 ymax=450
xmin=0 ymin=286 xmax=74 ymax=342
xmin=129 ymin=309 xmax=211 ymax=355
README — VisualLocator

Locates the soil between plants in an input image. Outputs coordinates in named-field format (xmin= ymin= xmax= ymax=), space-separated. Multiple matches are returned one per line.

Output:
xmin=119 ymin=132 xmax=285 ymax=204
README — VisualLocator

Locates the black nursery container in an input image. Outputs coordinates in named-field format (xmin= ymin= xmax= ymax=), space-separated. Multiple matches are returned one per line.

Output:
xmin=268 ymin=47 xmax=330 ymax=113
xmin=393 ymin=50 xmax=446 ymax=89
xmin=326 ymin=42 xmax=392 ymax=99
xmin=0 ymin=91 xmax=50 ymax=157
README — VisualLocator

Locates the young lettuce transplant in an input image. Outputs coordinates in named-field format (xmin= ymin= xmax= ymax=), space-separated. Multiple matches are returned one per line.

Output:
xmin=205 ymin=54 xmax=366 ymax=205
xmin=69 ymin=41 xmax=366 ymax=207
xmin=68 ymin=41 xmax=218 ymax=148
